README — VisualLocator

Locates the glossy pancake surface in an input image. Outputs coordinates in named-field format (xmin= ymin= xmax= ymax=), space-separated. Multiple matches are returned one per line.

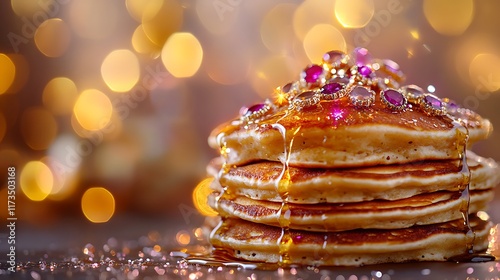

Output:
xmin=209 ymin=189 xmax=493 ymax=231
xmin=209 ymin=151 xmax=499 ymax=203
xmin=210 ymin=98 xmax=492 ymax=168
xmin=210 ymin=216 xmax=491 ymax=266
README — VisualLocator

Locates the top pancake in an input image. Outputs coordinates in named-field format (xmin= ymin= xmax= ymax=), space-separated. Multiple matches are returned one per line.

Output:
xmin=208 ymin=50 xmax=493 ymax=168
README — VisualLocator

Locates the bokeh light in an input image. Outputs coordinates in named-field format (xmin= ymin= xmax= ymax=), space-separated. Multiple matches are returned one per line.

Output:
xmin=260 ymin=3 xmax=297 ymax=53
xmin=176 ymin=230 xmax=191 ymax=245
xmin=81 ymin=187 xmax=115 ymax=223
xmin=131 ymin=25 xmax=162 ymax=58
xmin=469 ymin=53 xmax=500 ymax=92
xmin=43 ymin=77 xmax=78 ymax=115
xmin=142 ymin=0 xmax=183 ymax=47
xmin=20 ymin=107 xmax=58 ymax=150
xmin=126 ymin=0 xmax=164 ymax=22
xmin=10 ymin=0 xmax=53 ymax=17
xmin=303 ymin=24 xmax=347 ymax=63
xmin=192 ymin=178 xmax=218 ymax=217
xmin=161 ymin=32 xmax=203 ymax=78
xmin=101 ymin=49 xmax=140 ymax=92
xmin=293 ymin=0 xmax=337 ymax=40
xmin=69 ymin=0 xmax=118 ymax=39
xmin=423 ymin=0 xmax=474 ymax=36
xmin=34 ymin=18 xmax=71 ymax=57
xmin=20 ymin=161 xmax=54 ymax=201
xmin=0 ymin=53 xmax=16 ymax=94
xmin=335 ymin=0 xmax=375 ymax=28
xmin=73 ymin=89 xmax=113 ymax=131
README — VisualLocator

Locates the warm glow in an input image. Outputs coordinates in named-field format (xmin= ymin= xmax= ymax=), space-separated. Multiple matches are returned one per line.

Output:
xmin=303 ymin=24 xmax=347 ymax=63
xmin=260 ymin=3 xmax=297 ymax=53
xmin=131 ymin=25 xmax=161 ymax=58
xmin=251 ymin=55 xmax=299 ymax=99
xmin=69 ymin=0 xmax=118 ymax=39
xmin=101 ymin=49 xmax=140 ymax=92
xmin=142 ymin=0 xmax=183 ymax=46
xmin=81 ymin=187 xmax=115 ymax=223
xmin=335 ymin=0 xmax=374 ymax=28
xmin=43 ymin=77 xmax=78 ymax=115
xmin=192 ymin=178 xmax=218 ymax=217
xmin=20 ymin=107 xmax=58 ymax=150
xmin=20 ymin=161 xmax=54 ymax=201
xmin=293 ymin=0 xmax=337 ymax=40
xmin=423 ymin=0 xmax=474 ymax=36
xmin=161 ymin=32 xmax=203 ymax=78
xmin=0 ymin=54 xmax=16 ymax=94
xmin=204 ymin=38 xmax=251 ymax=85
xmin=176 ymin=230 xmax=191 ymax=245
xmin=126 ymin=0 xmax=164 ymax=22
xmin=469 ymin=53 xmax=500 ymax=92
xmin=410 ymin=29 xmax=420 ymax=40
xmin=195 ymin=0 xmax=238 ymax=35
xmin=0 ymin=113 xmax=6 ymax=143
xmin=11 ymin=0 xmax=52 ymax=17
xmin=73 ymin=89 xmax=113 ymax=131
xmin=34 ymin=18 xmax=71 ymax=57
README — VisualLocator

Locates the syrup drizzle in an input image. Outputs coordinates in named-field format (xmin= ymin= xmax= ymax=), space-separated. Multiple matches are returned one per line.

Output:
xmin=271 ymin=123 xmax=300 ymax=265
xmin=452 ymin=119 xmax=475 ymax=254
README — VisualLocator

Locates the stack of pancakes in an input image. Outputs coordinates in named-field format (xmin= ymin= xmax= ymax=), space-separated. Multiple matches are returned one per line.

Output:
xmin=203 ymin=49 xmax=499 ymax=266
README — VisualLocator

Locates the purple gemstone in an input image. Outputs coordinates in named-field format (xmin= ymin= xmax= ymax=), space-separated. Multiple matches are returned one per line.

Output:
xmin=243 ymin=103 xmax=265 ymax=116
xmin=350 ymin=86 xmax=374 ymax=106
xmin=423 ymin=94 xmax=442 ymax=109
xmin=382 ymin=59 xmax=400 ymax=74
xmin=383 ymin=89 xmax=405 ymax=107
xmin=358 ymin=65 xmax=372 ymax=77
xmin=303 ymin=64 xmax=323 ymax=83
xmin=322 ymin=50 xmax=345 ymax=64
xmin=282 ymin=82 xmax=292 ymax=93
xmin=352 ymin=47 xmax=372 ymax=66
xmin=321 ymin=82 xmax=343 ymax=94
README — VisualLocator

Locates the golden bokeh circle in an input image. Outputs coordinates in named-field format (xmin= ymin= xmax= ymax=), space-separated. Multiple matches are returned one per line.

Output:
xmin=34 ymin=18 xmax=71 ymax=57
xmin=81 ymin=187 xmax=116 ymax=223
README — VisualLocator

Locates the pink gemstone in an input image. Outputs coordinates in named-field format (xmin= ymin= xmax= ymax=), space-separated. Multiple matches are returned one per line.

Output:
xmin=350 ymin=86 xmax=374 ymax=107
xmin=351 ymin=86 xmax=371 ymax=99
xmin=303 ymin=64 xmax=323 ymax=83
xmin=243 ymin=103 xmax=265 ymax=116
xmin=321 ymin=82 xmax=342 ymax=95
xmin=383 ymin=89 xmax=405 ymax=107
xmin=358 ymin=65 xmax=372 ymax=77
xmin=423 ymin=94 xmax=442 ymax=109
xmin=323 ymin=50 xmax=345 ymax=64
xmin=352 ymin=47 xmax=372 ymax=66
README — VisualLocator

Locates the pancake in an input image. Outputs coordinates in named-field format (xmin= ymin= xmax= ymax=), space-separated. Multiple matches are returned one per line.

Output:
xmin=208 ymin=50 xmax=492 ymax=168
xmin=209 ymin=215 xmax=492 ymax=266
xmin=209 ymin=189 xmax=494 ymax=231
xmin=209 ymin=151 xmax=499 ymax=203
xmin=202 ymin=48 xmax=498 ymax=266
xmin=209 ymin=102 xmax=491 ymax=168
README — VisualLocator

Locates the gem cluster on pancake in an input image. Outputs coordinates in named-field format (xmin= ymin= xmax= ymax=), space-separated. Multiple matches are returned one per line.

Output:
xmin=202 ymin=48 xmax=499 ymax=266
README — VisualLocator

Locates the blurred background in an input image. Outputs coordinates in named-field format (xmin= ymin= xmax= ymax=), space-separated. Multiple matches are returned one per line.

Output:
xmin=0 ymin=0 xmax=499 ymax=232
